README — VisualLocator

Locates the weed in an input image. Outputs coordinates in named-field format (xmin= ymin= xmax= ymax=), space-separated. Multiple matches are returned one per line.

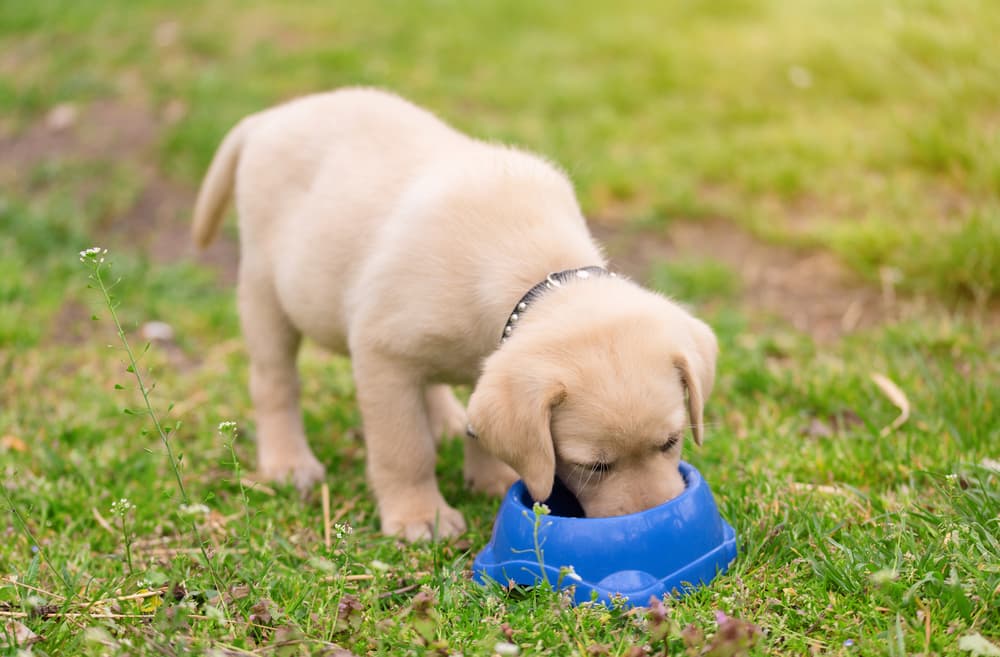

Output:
xmin=108 ymin=497 xmax=136 ymax=575
xmin=79 ymin=247 xmax=229 ymax=617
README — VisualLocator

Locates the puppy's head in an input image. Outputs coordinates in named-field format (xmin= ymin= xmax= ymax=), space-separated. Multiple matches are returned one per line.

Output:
xmin=467 ymin=287 xmax=717 ymax=517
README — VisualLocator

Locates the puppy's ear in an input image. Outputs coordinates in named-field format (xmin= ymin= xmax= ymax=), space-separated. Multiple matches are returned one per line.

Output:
xmin=466 ymin=354 xmax=565 ymax=502
xmin=674 ymin=317 xmax=718 ymax=446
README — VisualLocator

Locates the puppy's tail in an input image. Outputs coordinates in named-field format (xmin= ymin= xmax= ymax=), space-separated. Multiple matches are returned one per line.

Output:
xmin=191 ymin=117 xmax=251 ymax=248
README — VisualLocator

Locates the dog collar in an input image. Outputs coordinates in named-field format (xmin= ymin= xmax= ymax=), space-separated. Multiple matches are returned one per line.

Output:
xmin=499 ymin=266 xmax=615 ymax=345
xmin=466 ymin=265 xmax=615 ymax=440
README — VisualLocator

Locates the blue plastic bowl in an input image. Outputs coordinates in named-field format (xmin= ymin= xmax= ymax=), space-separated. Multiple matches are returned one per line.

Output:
xmin=472 ymin=461 xmax=737 ymax=607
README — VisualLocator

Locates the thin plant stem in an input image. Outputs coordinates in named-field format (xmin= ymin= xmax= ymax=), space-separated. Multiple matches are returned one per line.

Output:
xmin=530 ymin=502 xmax=551 ymax=588
xmin=92 ymin=265 xmax=188 ymax=504
xmin=1 ymin=485 xmax=74 ymax=597
xmin=120 ymin=515 xmax=134 ymax=575
xmin=86 ymin=254 xmax=229 ymax=616
xmin=223 ymin=430 xmax=252 ymax=545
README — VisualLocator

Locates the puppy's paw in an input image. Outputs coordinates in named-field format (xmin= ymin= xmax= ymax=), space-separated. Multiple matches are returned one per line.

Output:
xmin=464 ymin=436 xmax=519 ymax=497
xmin=381 ymin=500 xmax=467 ymax=542
xmin=465 ymin=459 xmax=519 ymax=498
xmin=257 ymin=450 xmax=326 ymax=493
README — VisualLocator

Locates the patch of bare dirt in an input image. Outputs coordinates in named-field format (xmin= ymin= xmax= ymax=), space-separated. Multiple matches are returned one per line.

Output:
xmin=0 ymin=99 xmax=238 ymax=346
xmin=46 ymin=299 xmax=95 ymax=344
xmin=592 ymin=220 xmax=889 ymax=341
xmin=0 ymin=99 xmax=239 ymax=284
xmin=0 ymin=100 xmax=156 ymax=166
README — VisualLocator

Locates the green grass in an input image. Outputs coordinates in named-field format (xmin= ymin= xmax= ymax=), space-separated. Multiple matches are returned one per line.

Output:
xmin=2 ymin=1 xmax=1000 ymax=655
xmin=650 ymin=260 xmax=742 ymax=305
xmin=3 ymin=0 xmax=1000 ymax=300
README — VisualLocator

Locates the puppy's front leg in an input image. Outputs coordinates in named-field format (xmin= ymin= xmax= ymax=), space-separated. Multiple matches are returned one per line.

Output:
xmin=239 ymin=275 xmax=325 ymax=492
xmin=353 ymin=353 xmax=466 ymax=541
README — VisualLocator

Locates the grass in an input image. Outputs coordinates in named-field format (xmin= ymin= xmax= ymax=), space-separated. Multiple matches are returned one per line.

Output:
xmin=2 ymin=1 xmax=999 ymax=655
xmin=3 ymin=0 xmax=1000 ymax=301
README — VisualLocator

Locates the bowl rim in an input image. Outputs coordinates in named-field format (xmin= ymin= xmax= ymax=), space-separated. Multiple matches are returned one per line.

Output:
xmin=504 ymin=460 xmax=704 ymax=525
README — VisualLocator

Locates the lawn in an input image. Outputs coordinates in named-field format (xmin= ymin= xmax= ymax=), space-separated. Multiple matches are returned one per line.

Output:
xmin=1 ymin=1 xmax=999 ymax=655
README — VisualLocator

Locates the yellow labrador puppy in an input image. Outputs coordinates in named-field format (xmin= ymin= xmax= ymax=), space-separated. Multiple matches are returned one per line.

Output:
xmin=192 ymin=88 xmax=717 ymax=541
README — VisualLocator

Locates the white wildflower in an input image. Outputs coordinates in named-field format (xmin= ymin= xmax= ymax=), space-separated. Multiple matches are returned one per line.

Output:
xmin=559 ymin=565 xmax=583 ymax=582
xmin=79 ymin=247 xmax=108 ymax=263
xmin=335 ymin=522 xmax=353 ymax=539
xmin=217 ymin=421 xmax=238 ymax=434
xmin=109 ymin=498 xmax=135 ymax=517
xmin=494 ymin=642 xmax=520 ymax=656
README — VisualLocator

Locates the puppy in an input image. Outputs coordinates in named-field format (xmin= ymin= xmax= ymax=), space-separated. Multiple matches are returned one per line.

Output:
xmin=192 ymin=88 xmax=717 ymax=540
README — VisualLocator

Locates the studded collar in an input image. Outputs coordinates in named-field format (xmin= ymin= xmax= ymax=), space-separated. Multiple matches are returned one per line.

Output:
xmin=499 ymin=266 xmax=615 ymax=345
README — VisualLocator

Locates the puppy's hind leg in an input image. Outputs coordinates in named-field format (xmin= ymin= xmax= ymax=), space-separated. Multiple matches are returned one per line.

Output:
xmin=425 ymin=385 xmax=516 ymax=496
xmin=353 ymin=352 xmax=466 ymax=541
xmin=424 ymin=384 xmax=468 ymax=444
xmin=239 ymin=266 xmax=325 ymax=492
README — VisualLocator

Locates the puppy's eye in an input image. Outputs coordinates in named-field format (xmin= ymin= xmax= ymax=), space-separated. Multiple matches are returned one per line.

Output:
xmin=659 ymin=433 xmax=681 ymax=453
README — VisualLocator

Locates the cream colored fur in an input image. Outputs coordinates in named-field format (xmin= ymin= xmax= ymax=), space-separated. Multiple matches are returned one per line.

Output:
xmin=192 ymin=88 xmax=717 ymax=540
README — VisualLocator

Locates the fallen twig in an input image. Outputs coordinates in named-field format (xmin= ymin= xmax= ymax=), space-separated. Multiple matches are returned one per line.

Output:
xmin=871 ymin=373 xmax=911 ymax=436
xmin=378 ymin=583 xmax=420 ymax=599
xmin=1 ymin=576 xmax=66 ymax=601
xmin=240 ymin=478 xmax=275 ymax=496
xmin=91 ymin=507 xmax=115 ymax=534
xmin=332 ymin=498 xmax=357 ymax=525
xmin=322 ymin=483 xmax=331 ymax=550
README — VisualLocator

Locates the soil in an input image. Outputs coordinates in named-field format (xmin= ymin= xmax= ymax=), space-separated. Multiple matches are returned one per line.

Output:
xmin=592 ymin=222 xmax=888 ymax=341
xmin=0 ymin=99 xmax=238 ymax=284
xmin=3 ymin=99 xmax=895 ymax=343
